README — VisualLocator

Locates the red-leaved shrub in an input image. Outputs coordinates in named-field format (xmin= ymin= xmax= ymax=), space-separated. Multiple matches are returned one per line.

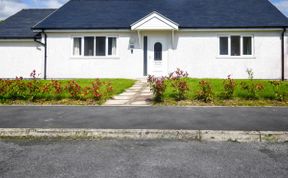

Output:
xmin=147 ymin=75 xmax=166 ymax=102
xmin=168 ymin=68 xmax=189 ymax=100
xmin=196 ymin=80 xmax=213 ymax=102
xmin=221 ymin=75 xmax=237 ymax=99
xmin=66 ymin=80 xmax=81 ymax=98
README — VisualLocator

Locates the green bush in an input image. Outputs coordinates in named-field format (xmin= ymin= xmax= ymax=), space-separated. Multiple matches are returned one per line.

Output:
xmin=196 ymin=80 xmax=213 ymax=102
xmin=221 ymin=75 xmax=237 ymax=99
xmin=168 ymin=68 xmax=189 ymax=101
xmin=239 ymin=69 xmax=264 ymax=99
xmin=269 ymin=81 xmax=286 ymax=101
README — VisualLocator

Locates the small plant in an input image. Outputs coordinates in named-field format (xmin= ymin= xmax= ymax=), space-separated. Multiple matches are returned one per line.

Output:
xmin=82 ymin=86 xmax=92 ymax=98
xmin=30 ymin=69 xmax=40 ymax=79
xmin=66 ymin=80 xmax=81 ymax=98
xmin=5 ymin=77 xmax=28 ymax=100
xmin=0 ymin=79 xmax=11 ymax=96
xmin=103 ymin=81 xmax=113 ymax=99
xmin=240 ymin=82 xmax=264 ymax=99
xmin=269 ymin=81 xmax=286 ymax=101
xmin=26 ymin=81 xmax=41 ymax=100
xmin=246 ymin=68 xmax=254 ymax=80
xmin=87 ymin=79 xmax=114 ymax=101
xmin=41 ymin=83 xmax=52 ymax=94
xmin=91 ymin=79 xmax=103 ymax=100
xmin=221 ymin=75 xmax=237 ymax=99
xmin=168 ymin=68 xmax=189 ymax=101
xmin=26 ymin=70 xmax=42 ymax=100
xmin=240 ymin=68 xmax=264 ymax=99
xmin=147 ymin=75 xmax=167 ymax=102
xmin=51 ymin=80 xmax=63 ymax=95
xmin=196 ymin=80 xmax=213 ymax=102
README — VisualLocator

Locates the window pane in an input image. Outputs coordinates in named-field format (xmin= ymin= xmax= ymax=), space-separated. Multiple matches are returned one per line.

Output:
xmin=96 ymin=37 xmax=106 ymax=56
xmin=243 ymin=37 xmax=252 ymax=55
xmin=84 ymin=37 xmax=94 ymax=56
xmin=219 ymin=37 xmax=228 ymax=55
xmin=108 ymin=37 xmax=117 ymax=55
xmin=73 ymin=38 xmax=82 ymax=56
xmin=154 ymin=42 xmax=162 ymax=61
xmin=231 ymin=36 xmax=240 ymax=56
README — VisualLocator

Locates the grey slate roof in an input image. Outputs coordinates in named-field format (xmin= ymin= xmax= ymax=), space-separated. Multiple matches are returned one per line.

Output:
xmin=0 ymin=9 xmax=55 ymax=39
xmin=33 ymin=0 xmax=288 ymax=30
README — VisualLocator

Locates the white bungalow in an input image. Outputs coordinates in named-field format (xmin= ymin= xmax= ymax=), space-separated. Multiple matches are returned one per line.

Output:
xmin=0 ymin=0 xmax=287 ymax=79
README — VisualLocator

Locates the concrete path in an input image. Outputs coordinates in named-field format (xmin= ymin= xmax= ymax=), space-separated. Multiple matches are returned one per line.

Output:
xmin=1 ymin=140 xmax=287 ymax=178
xmin=105 ymin=79 xmax=153 ymax=106
xmin=0 ymin=106 xmax=287 ymax=131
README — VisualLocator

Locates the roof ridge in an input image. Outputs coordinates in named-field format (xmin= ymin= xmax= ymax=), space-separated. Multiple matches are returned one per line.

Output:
xmin=22 ymin=8 xmax=58 ymax=10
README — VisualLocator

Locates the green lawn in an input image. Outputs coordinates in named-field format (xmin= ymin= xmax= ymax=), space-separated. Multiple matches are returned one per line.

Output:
xmin=0 ymin=79 xmax=135 ymax=105
xmin=161 ymin=78 xmax=288 ymax=106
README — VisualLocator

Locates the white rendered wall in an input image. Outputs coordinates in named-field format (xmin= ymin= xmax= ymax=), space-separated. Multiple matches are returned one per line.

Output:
xmin=0 ymin=41 xmax=43 ymax=78
xmin=46 ymin=32 xmax=143 ymax=78
xmin=170 ymin=31 xmax=284 ymax=79
xmin=46 ymin=30 xmax=285 ymax=79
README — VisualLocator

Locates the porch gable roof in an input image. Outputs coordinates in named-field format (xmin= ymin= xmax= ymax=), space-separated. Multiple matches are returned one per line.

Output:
xmin=131 ymin=11 xmax=179 ymax=31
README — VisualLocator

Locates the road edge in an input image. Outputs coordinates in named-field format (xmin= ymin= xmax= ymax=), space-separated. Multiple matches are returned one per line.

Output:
xmin=0 ymin=128 xmax=287 ymax=142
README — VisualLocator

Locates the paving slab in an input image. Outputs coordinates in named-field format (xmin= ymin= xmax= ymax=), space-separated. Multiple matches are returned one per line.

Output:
xmin=105 ymin=79 xmax=152 ymax=106
xmin=140 ymin=93 xmax=152 ymax=96
xmin=129 ymin=87 xmax=142 ymax=90
xmin=142 ymin=89 xmax=151 ymax=93
xmin=119 ymin=92 xmax=136 ymax=96
xmin=113 ymin=95 xmax=133 ymax=100
xmin=130 ymin=101 xmax=150 ymax=105
xmin=125 ymin=89 xmax=139 ymax=92
xmin=104 ymin=100 xmax=129 ymax=105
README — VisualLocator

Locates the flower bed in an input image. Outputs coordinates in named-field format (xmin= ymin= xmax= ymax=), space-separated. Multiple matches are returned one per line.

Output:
xmin=0 ymin=71 xmax=135 ymax=105
xmin=148 ymin=69 xmax=288 ymax=106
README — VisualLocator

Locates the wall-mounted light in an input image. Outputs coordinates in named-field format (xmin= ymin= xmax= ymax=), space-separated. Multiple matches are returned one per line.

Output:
xmin=129 ymin=37 xmax=135 ymax=54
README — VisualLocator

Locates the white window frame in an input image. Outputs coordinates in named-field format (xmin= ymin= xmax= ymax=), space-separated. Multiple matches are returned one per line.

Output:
xmin=71 ymin=35 xmax=118 ymax=58
xmin=218 ymin=35 xmax=254 ymax=58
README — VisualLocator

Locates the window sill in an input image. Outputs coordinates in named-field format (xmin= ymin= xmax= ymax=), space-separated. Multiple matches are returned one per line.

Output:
xmin=70 ymin=56 xmax=120 ymax=60
xmin=216 ymin=55 xmax=256 ymax=59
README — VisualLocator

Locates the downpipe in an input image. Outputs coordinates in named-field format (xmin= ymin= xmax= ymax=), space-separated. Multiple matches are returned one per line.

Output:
xmin=281 ymin=27 xmax=286 ymax=81
xmin=33 ymin=31 xmax=47 ymax=80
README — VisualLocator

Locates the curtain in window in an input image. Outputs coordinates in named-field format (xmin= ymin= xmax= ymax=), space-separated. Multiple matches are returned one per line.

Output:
xmin=219 ymin=37 xmax=228 ymax=55
xmin=84 ymin=37 xmax=94 ymax=56
xmin=73 ymin=38 xmax=82 ymax=56
xmin=108 ymin=37 xmax=117 ymax=55
xmin=231 ymin=36 xmax=240 ymax=56
xmin=243 ymin=37 xmax=252 ymax=55
xmin=96 ymin=37 xmax=106 ymax=56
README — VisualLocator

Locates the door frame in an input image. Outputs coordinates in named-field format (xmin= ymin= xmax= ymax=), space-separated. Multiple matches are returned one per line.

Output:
xmin=143 ymin=36 xmax=148 ymax=76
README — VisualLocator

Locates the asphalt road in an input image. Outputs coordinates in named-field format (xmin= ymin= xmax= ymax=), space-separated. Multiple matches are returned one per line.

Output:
xmin=0 ymin=106 xmax=288 ymax=131
xmin=0 ymin=106 xmax=287 ymax=131
xmin=0 ymin=139 xmax=287 ymax=178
